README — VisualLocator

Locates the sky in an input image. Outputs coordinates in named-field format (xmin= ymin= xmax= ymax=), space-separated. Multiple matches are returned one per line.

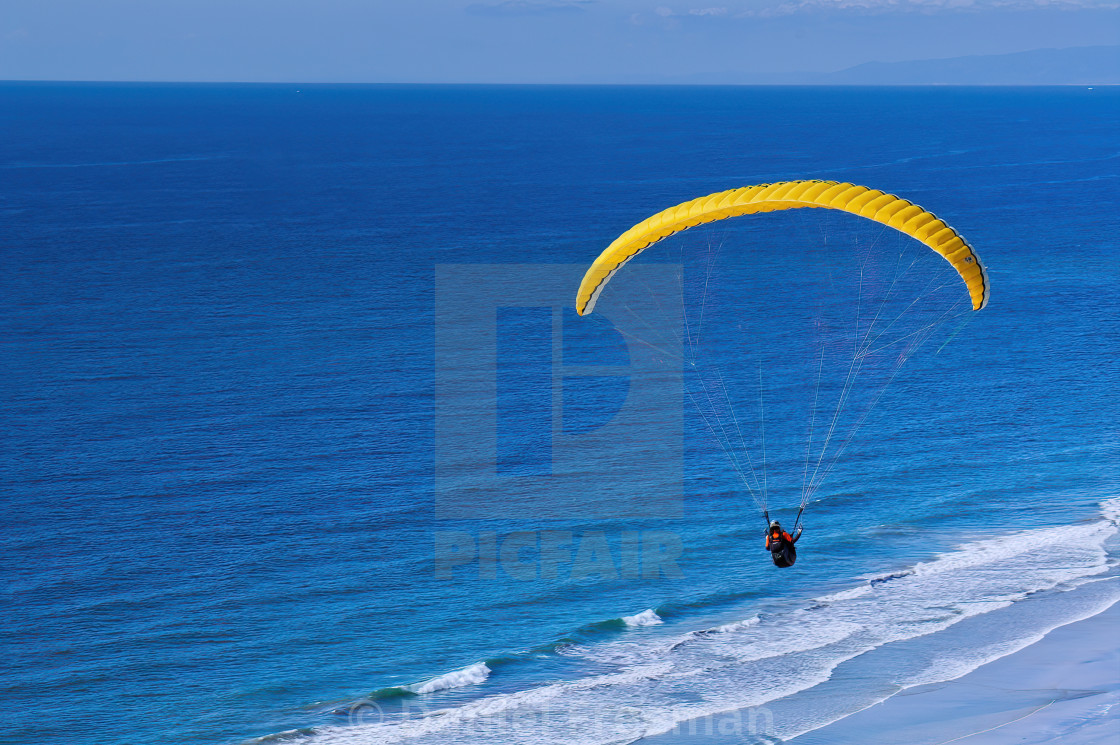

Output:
xmin=0 ymin=0 xmax=1117 ymax=83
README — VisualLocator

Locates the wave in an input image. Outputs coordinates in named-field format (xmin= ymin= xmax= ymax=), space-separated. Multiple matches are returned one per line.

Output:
xmin=565 ymin=614 xmax=765 ymax=663
xmin=666 ymin=615 xmax=761 ymax=652
xmin=292 ymin=501 xmax=1120 ymax=745
xmin=1100 ymin=495 xmax=1120 ymax=524
xmin=713 ymin=616 xmax=761 ymax=633
xmin=621 ymin=609 xmax=662 ymax=627
xmin=546 ymin=606 xmax=676 ymax=650
xmin=328 ymin=663 xmax=495 ymax=714
xmin=406 ymin=663 xmax=491 ymax=695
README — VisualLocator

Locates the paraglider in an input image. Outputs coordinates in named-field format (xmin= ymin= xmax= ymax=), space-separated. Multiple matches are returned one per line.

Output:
xmin=766 ymin=520 xmax=802 ymax=568
xmin=575 ymin=180 xmax=989 ymax=565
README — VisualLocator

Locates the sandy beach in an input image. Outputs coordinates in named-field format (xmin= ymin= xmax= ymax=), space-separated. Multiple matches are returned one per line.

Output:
xmin=787 ymin=597 xmax=1119 ymax=744
xmin=634 ymin=592 xmax=1119 ymax=745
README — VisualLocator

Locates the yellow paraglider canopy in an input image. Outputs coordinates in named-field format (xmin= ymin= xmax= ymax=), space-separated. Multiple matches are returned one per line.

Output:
xmin=576 ymin=180 xmax=989 ymax=315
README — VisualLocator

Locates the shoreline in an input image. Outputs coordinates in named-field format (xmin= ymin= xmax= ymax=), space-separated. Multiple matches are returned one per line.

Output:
xmin=788 ymin=595 xmax=1120 ymax=744
xmin=636 ymin=589 xmax=1120 ymax=745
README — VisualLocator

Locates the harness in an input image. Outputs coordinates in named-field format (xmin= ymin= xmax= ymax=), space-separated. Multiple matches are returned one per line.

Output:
xmin=764 ymin=510 xmax=799 ymax=568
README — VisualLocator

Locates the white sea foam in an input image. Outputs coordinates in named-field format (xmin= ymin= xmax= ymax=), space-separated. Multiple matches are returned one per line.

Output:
xmin=813 ymin=583 xmax=874 ymax=604
xmin=1100 ymin=495 xmax=1120 ymax=524
xmin=621 ymin=609 xmax=662 ymax=627
xmin=567 ymin=614 xmax=763 ymax=663
xmin=713 ymin=615 xmax=760 ymax=633
xmin=406 ymin=663 xmax=490 ymax=695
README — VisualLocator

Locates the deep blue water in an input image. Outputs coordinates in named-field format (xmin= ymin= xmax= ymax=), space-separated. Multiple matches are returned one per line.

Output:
xmin=2 ymin=83 xmax=1119 ymax=745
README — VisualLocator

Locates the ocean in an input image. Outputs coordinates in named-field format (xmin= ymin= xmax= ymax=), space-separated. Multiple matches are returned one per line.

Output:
xmin=2 ymin=83 xmax=1118 ymax=745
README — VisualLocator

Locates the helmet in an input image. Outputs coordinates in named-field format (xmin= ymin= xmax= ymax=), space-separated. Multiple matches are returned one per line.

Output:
xmin=769 ymin=521 xmax=781 ymax=532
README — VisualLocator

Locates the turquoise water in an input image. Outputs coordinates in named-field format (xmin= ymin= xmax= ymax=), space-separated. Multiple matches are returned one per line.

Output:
xmin=2 ymin=84 xmax=1118 ymax=744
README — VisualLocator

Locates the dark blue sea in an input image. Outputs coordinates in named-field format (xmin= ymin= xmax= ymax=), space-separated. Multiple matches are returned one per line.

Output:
xmin=2 ymin=83 xmax=1118 ymax=745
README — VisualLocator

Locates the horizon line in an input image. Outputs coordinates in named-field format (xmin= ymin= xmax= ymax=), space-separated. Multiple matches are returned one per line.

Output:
xmin=2 ymin=79 xmax=1117 ymax=87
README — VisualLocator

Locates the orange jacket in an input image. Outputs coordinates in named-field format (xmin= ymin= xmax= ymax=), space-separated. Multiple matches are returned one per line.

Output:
xmin=766 ymin=531 xmax=793 ymax=550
